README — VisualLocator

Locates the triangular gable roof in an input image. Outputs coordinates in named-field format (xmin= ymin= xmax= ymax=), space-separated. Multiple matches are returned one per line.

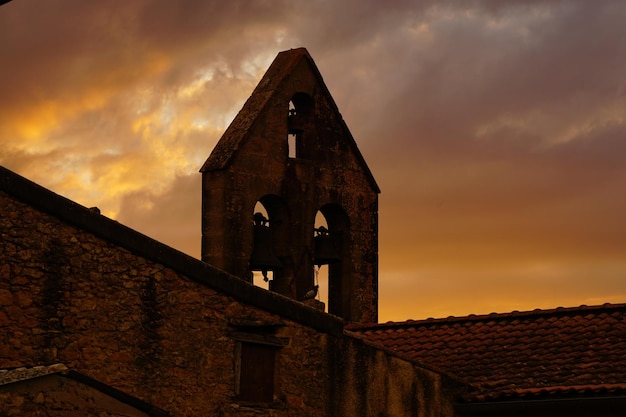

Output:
xmin=0 ymin=364 xmax=170 ymax=416
xmin=200 ymin=47 xmax=380 ymax=193
xmin=347 ymin=303 xmax=626 ymax=401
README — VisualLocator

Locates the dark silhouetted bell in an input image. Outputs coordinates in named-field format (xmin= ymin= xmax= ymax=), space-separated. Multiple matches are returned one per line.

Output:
xmin=250 ymin=212 xmax=282 ymax=281
xmin=288 ymin=108 xmax=304 ymax=133
xmin=313 ymin=226 xmax=341 ymax=266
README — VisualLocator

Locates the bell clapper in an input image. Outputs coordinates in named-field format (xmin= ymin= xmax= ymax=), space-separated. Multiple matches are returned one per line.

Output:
xmin=314 ymin=265 xmax=320 ymax=300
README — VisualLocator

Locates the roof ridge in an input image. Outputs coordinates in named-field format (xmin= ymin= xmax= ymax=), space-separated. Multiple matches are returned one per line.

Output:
xmin=199 ymin=47 xmax=380 ymax=193
xmin=200 ymin=48 xmax=311 ymax=172
xmin=514 ymin=383 xmax=626 ymax=393
xmin=347 ymin=303 xmax=626 ymax=330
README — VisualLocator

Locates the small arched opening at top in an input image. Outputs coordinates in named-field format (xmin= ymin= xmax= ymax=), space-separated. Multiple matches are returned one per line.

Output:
xmin=287 ymin=93 xmax=314 ymax=159
xmin=249 ymin=196 xmax=292 ymax=295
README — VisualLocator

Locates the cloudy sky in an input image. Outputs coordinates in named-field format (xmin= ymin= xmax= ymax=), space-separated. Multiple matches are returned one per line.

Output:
xmin=1 ymin=0 xmax=625 ymax=322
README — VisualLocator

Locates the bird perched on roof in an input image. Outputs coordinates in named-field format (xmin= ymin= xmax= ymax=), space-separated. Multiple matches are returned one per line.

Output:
xmin=300 ymin=285 xmax=319 ymax=301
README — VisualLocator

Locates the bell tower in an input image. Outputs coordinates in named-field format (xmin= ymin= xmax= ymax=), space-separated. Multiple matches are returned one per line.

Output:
xmin=200 ymin=48 xmax=380 ymax=323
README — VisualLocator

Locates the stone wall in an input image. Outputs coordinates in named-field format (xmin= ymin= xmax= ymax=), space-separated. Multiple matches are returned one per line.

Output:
xmin=330 ymin=334 xmax=461 ymax=417
xmin=0 ymin=189 xmax=337 ymax=416
xmin=0 ymin=167 xmax=461 ymax=417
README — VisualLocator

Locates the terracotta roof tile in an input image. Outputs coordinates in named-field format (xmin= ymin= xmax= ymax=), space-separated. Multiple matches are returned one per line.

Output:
xmin=347 ymin=303 xmax=626 ymax=400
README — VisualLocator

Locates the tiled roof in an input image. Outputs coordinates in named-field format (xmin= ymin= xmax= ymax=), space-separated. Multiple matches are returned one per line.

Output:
xmin=0 ymin=364 xmax=170 ymax=416
xmin=347 ymin=303 xmax=626 ymax=401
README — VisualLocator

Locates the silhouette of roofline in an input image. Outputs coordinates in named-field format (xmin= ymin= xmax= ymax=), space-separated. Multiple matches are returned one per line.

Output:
xmin=347 ymin=303 xmax=626 ymax=330
xmin=0 ymin=165 xmax=344 ymax=336
xmin=200 ymin=47 xmax=380 ymax=194
xmin=0 ymin=363 xmax=170 ymax=416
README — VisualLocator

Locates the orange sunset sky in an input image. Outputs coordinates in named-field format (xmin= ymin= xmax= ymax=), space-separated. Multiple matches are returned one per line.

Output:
xmin=1 ymin=1 xmax=625 ymax=322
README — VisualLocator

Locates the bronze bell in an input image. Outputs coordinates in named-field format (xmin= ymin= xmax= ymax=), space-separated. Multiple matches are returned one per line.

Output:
xmin=249 ymin=212 xmax=282 ymax=281
xmin=313 ymin=226 xmax=341 ymax=266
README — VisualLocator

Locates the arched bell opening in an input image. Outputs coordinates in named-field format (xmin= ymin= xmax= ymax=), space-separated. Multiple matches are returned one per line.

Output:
xmin=250 ymin=202 xmax=274 ymax=289
xmin=316 ymin=204 xmax=351 ymax=319
xmin=304 ymin=211 xmax=333 ymax=311
xmin=287 ymin=93 xmax=314 ymax=159
xmin=249 ymin=196 xmax=293 ymax=297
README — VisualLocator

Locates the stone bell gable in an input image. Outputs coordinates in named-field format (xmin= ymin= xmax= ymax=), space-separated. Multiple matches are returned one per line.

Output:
xmin=200 ymin=48 xmax=380 ymax=323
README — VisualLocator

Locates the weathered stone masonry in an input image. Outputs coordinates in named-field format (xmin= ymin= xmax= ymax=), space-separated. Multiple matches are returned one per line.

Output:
xmin=0 ymin=178 xmax=339 ymax=416
xmin=0 ymin=166 xmax=459 ymax=416
xmin=201 ymin=48 xmax=379 ymax=324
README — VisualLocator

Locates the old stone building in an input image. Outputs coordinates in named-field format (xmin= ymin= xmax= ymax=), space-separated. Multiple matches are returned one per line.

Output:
xmin=1 ymin=48 xmax=625 ymax=416
xmin=200 ymin=48 xmax=379 ymax=323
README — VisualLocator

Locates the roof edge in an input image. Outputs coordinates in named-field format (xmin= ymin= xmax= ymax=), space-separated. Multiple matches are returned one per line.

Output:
xmin=348 ymin=303 xmax=626 ymax=330
xmin=473 ymin=383 xmax=626 ymax=402
xmin=200 ymin=48 xmax=309 ymax=173
xmin=66 ymin=370 xmax=171 ymax=417
xmin=0 ymin=165 xmax=344 ymax=336
xmin=288 ymin=48 xmax=380 ymax=193
xmin=199 ymin=47 xmax=380 ymax=193
xmin=456 ymin=392 xmax=626 ymax=416
xmin=343 ymin=329 xmax=470 ymax=388
xmin=0 ymin=363 xmax=170 ymax=417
